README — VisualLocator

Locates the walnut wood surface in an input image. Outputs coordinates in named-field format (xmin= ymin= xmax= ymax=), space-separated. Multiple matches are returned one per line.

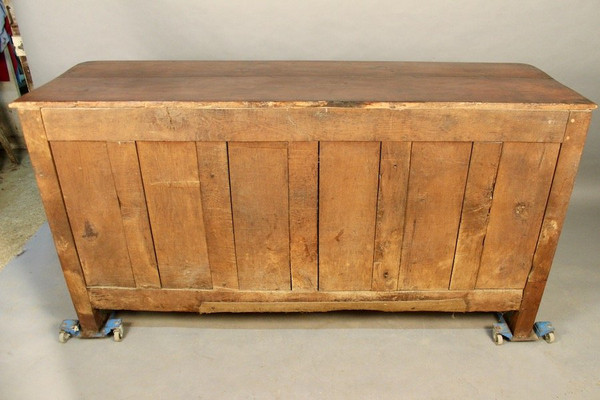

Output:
xmin=507 ymin=112 xmax=592 ymax=338
xmin=11 ymin=61 xmax=595 ymax=110
xmin=475 ymin=143 xmax=560 ymax=289
xmin=40 ymin=107 xmax=570 ymax=143
xmin=372 ymin=142 xmax=411 ymax=291
xmin=288 ymin=142 xmax=319 ymax=290
xmin=17 ymin=110 xmax=107 ymax=336
xmin=398 ymin=142 xmax=471 ymax=290
xmin=450 ymin=143 xmax=502 ymax=290
xmin=196 ymin=142 xmax=239 ymax=290
xmin=11 ymin=61 xmax=596 ymax=337
xmin=106 ymin=142 xmax=161 ymax=288
xmin=228 ymin=142 xmax=291 ymax=290
xmin=318 ymin=142 xmax=380 ymax=291
xmin=52 ymin=141 xmax=136 ymax=287
xmin=137 ymin=142 xmax=212 ymax=289
xmin=88 ymin=287 xmax=523 ymax=313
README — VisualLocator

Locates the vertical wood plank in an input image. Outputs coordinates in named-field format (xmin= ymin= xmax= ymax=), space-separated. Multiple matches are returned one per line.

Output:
xmin=228 ymin=142 xmax=290 ymax=290
xmin=319 ymin=142 xmax=380 ymax=291
xmin=476 ymin=142 xmax=560 ymax=289
xmin=19 ymin=110 xmax=106 ymax=335
xmin=372 ymin=142 xmax=411 ymax=291
xmin=196 ymin=142 xmax=238 ymax=289
xmin=106 ymin=141 xmax=161 ymax=288
xmin=288 ymin=142 xmax=318 ymax=290
xmin=52 ymin=141 xmax=136 ymax=287
xmin=137 ymin=141 xmax=212 ymax=289
xmin=450 ymin=142 xmax=502 ymax=289
xmin=398 ymin=142 xmax=471 ymax=290
xmin=508 ymin=112 xmax=591 ymax=338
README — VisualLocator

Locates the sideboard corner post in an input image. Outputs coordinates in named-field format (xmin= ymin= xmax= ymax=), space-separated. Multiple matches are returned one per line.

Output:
xmin=18 ymin=109 xmax=108 ymax=336
xmin=507 ymin=111 xmax=593 ymax=339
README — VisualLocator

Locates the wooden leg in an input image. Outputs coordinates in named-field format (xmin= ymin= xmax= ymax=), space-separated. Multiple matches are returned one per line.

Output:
xmin=508 ymin=112 xmax=592 ymax=340
xmin=60 ymin=270 xmax=109 ymax=337
xmin=77 ymin=310 xmax=109 ymax=337
xmin=506 ymin=281 xmax=546 ymax=339
xmin=18 ymin=110 xmax=108 ymax=337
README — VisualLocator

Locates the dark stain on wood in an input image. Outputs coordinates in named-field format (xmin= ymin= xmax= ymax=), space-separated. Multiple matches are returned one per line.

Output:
xmin=82 ymin=221 xmax=98 ymax=239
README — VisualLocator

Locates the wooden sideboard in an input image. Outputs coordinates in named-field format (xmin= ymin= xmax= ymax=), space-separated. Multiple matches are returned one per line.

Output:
xmin=11 ymin=61 xmax=596 ymax=340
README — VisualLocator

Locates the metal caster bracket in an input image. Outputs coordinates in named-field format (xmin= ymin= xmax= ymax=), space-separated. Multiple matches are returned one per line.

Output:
xmin=492 ymin=313 xmax=555 ymax=345
xmin=59 ymin=312 xmax=124 ymax=343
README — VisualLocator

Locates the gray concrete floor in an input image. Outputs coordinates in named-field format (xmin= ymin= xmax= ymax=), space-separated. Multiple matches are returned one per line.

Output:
xmin=0 ymin=190 xmax=599 ymax=399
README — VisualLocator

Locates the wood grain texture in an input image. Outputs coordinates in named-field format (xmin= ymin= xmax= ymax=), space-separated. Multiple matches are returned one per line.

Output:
xmin=14 ymin=62 xmax=594 ymax=324
xmin=398 ymin=142 xmax=471 ymax=290
xmin=196 ymin=142 xmax=238 ymax=289
xmin=508 ymin=112 xmax=592 ymax=338
xmin=198 ymin=300 xmax=485 ymax=314
xmin=19 ymin=110 xmax=106 ymax=335
xmin=12 ymin=61 xmax=595 ymax=109
xmin=88 ymin=287 xmax=523 ymax=313
xmin=41 ymin=108 xmax=569 ymax=143
xmin=319 ymin=142 xmax=380 ymax=291
xmin=288 ymin=142 xmax=318 ymax=290
xmin=137 ymin=141 xmax=212 ymax=289
xmin=51 ymin=60 xmax=558 ymax=79
xmin=51 ymin=141 xmax=135 ymax=287
xmin=228 ymin=142 xmax=291 ymax=290
xmin=372 ymin=142 xmax=411 ymax=290
xmin=106 ymin=141 xmax=161 ymax=288
xmin=450 ymin=143 xmax=502 ymax=290
xmin=476 ymin=142 xmax=560 ymax=289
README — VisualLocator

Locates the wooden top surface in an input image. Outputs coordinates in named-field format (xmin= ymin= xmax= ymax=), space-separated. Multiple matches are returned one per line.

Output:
xmin=11 ymin=61 xmax=596 ymax=110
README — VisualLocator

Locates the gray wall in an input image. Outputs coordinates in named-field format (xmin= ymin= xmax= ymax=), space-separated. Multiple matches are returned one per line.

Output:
xmin=12 ymin=0 xmax=599 ymax=186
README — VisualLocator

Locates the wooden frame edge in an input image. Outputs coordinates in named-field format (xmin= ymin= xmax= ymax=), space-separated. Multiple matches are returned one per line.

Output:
xmin=18 ymin=109 xmax=107 ymax=336
xmin=88 ymin=287 xmax=523 ymax=313
xmin=508 ymin=111 xmax=593 ymax=338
